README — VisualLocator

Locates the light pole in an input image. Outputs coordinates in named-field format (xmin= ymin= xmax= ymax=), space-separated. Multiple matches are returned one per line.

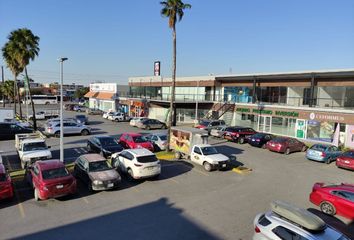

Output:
xmin=195 ymin=80 xmax=200 ymax=125
xmin=58 ymin=57 xmax=68 ymax=162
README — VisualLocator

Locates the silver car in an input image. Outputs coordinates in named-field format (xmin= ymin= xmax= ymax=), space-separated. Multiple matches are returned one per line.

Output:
xmin=44 ymin=121 xmax=91 ymax=138
xmin=148 ymin=133 xmax=168 ymax=151
xmin=253 ymin=201 xmax=349 ymax=240
xmin=210 ymin=125 xmax=227 ymax=138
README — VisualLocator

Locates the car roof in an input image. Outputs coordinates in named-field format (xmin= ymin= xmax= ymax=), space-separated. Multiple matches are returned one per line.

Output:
xmin=36 ymin=160 xmax=65 ymax=170
xmin=125 ymin=132 xmax=142 ymax=137
xmin=321 ymin=183 xmax=354 ymax=192
xmin=81 ymin=154 xmax=106 ymax=162
xmin=125 ymin=148 xmax=154 ymax=156
xmin=195 ymin=144 xmax=213 ymax=148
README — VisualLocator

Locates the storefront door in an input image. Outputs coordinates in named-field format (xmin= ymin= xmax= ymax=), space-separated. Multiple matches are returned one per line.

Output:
xmin=259 ymin=116 xmax=272 ymax=133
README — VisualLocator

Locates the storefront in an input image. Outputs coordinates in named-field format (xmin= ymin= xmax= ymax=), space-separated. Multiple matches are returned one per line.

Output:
xmin=84 ymin=83 xmax=119 ymax=112
xmin=232 ymin=105 xmax=354 ymax=147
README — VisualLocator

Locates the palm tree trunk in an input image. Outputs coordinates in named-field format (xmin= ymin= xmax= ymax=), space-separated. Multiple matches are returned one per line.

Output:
xmin=25 ymin=67 xmax=37 ymax=130
xmin=16 ymin=80 xmax=23 ymax=119
xmin=167 ymin=26 xmax=177 ymax=151
xmin=13 ymin=78 xmax=17 ymax=117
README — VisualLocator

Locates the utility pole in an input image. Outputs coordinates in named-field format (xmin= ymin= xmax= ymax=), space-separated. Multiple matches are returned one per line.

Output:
xmin=1 ymin=66 xmax=4 ymax=107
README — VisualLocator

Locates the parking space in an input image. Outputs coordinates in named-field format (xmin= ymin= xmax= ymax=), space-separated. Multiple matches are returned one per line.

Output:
xmin=0 ymin=111 xmax=353 ymax=240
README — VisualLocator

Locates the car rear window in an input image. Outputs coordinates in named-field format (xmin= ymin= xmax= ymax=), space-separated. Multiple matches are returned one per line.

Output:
xmin=0 ymin=173 xmax=6 ymax=182
xmin=137 ymin=155 xmax=158 ymax=163
xmin=342 ymin=151 xmax=354 ymax=157
xmin=199 ymin=120 xmax=210 ymax=126
xmin=42 ymin=167 xmax=69 ymax=180
xmin=159 ymin=135 xmax=167 ymax=141
xmin=272 ymin=138 xmax=287 ymax=143
xmin=133 ymin=136 xmax=148 ymax=143
xmin=311 ymin=145 xmax=327 ymax=151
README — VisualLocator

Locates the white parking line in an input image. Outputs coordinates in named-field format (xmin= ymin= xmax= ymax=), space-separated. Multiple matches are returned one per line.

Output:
xmin=74 ymin=148 xmax=81 ymax=154
xmin=80 ymin=148 xmax=87 ymax=153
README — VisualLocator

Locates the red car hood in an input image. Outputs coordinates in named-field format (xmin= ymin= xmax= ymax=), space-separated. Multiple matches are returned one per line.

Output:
xmin=195 ymin=125 xmax=206 ymax=129
xmin=135 ymin=142 xmax=153 ymax=149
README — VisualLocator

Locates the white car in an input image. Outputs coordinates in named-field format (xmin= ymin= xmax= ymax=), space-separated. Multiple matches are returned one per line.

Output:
xmin=102 ymin=112 xmax=114 ymax=119
xmin=148 ymin=133 xmax=167 ymax=151
xmin=129 ymin=117 xmax=147 ymax=127
xmin=253 ymin=200 xmax=350 ymax=240
xmin=108 ymin=112 xmax=125 ymax=122
xmin=190 ymin=144 xmax=231 ymax=171
xmin=44 ymin=121 xmax=91 ymax=137
xmin=111 ymin=149 xmax=161 ymax=180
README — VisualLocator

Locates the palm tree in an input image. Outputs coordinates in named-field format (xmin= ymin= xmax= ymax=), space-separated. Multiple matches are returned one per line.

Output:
xmin=6 ymin=28 xmax=40 ymax=129
xmin=1 ymin=80 xmax=15 ymax=105
xmin=2 ymin=41 xmax=24 ymax=118
xmin=160 ymin=0 xmax=191 ymax=150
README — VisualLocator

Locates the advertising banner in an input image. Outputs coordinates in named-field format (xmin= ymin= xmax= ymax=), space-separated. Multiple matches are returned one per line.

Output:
xmin=345 ymin=125 xmax=354 ymax=149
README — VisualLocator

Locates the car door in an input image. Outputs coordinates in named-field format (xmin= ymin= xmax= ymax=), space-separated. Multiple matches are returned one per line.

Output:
xmin=330 ymin=146 xmax=341 ymax=159
xmin=91 ymin=138 xmax=100 ymax=153
xmin=118 ymin=151 xmax=131 ymax=172
xmin=191 ymin=147 xmax=203 ymax=165
xmin=126 ymin=135 xmax=134 ymax=148
xmin=332 ymin=190 xmax=354 ymax=217
xmin=31 ymin=164 xmax=41 ymax=189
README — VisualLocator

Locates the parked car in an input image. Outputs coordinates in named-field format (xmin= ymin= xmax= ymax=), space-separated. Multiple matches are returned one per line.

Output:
xmin=44 ymin=121 xmax=91 ymax=137
xmin=64 ymin=103 xmax=76 ymax=111
xmin=147 ymin=133 xmax=167 ymax=151
xmin=86 ymin=108 xmax=104 ymax=115
xmin=129 ymin=117 xmax=148 ymax=127
xmin=210 ymin=125 xmax=227 ymax=138
xmin=195 ymin=119 xmax=226 ymax=134
xmin=190 ymin=144 xmax=231 ymax=171
xmin=87 ymin=136 xmax=124 ymax=158
xmin=0 ymin=163 xmax=13 ymax=200
xmin=248 ymin=133 xmax=274 ymax=148
xmin=266 ymin=137 xmax=306 ymax=155
xmin=26 ymin=160 xmax=76 ymax=201
xmin=75 ymin=114 xmax=89 ymax=125
xmin=253 ymin=200 xmax=349 ymax=240
xmin=111 ymin=149 xmax=161 ymax=180
xmin=102 ymin=112 xmax=114 ymax=119
xmin=336 ymin=150 xmax=354 ymax=171
xmin=223 ymin=127 xmax=257 ymax=144
xmin=136 ymin=119 xmax=167 ymax=130
xmin=73 ymin=105 xmax=86 ymax=112
xmin=0 ymin=122 xmax=33 ymax=140
xmin=306 ymin=144 xmax=342 ymax=164
xmin=309 ymin=182 xmax=354 ymax=220
xmin=73 ymin=154 xmax=121 ymax=191
xmin=108 ymin=112 xmax=125 ymax=122
xmin=119 ymin=133 xmax=154 ymax=152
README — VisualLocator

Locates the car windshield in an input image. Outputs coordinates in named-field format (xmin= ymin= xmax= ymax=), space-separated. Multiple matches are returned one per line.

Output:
xmin=0 ymin=173 xmax=6 ymax=182
xmin=76 ymin=115 xmax=86 ymax=119
xmin=201 ymin=146 xmax=219 ymax=155
xmin=89 ymin=161 xmax=111 ymax=172
xmin=199 ymin=120 xmax=210 ymax=126
xmin=272 ymin=138 xmax=287 ymax=143
xmin=159 ymin=135 xmax=167 ymax=141
xmin=23 ymin=142 xmax=47 ymax=151
xmin=252 ymin=133 xmax=265 ymax=138
xmin=311 ymin=145 xmax=327 ymax=151
xmin=100 ymin=137 xmax=119 ymax=147
xmin=42 ymin=167 xmax=69 ymax=180
xmin=342 ymin=151 xmax=354 ymax=157
xmin=137 ymin=155 xmax=158 ymax=163
xmin=133 ymin=136 xmax=148 ymax=143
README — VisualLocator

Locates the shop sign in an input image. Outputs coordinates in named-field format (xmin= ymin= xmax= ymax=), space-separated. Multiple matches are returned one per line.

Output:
xmin=252 ymin=109 xmax=273 ymax=115
xmin=295 ymin=119 xmax=306 ymax=139
xmin=236 ymin=107 xmax=251 ymax=113
xmin=275 ymin=111 xmax=299 ymax=117
xmin=309 ymin=112 xmax=345 ymax=122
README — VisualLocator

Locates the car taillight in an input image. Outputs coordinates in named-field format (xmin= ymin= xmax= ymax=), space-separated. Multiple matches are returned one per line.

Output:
xmin=236 ymin=133 xmax=239 ymax=137
xmin=255 ymin=226 xmax=261 ymax=233
xmin=256 ymin=139 xmax=260 ymax=142
xmin=321 ymin=152 xmax=326 ymax=157
xmin=134 ymin=163 xmax=142 ymax=167
xmin=47 ymin=127 xmax=52 ymax=130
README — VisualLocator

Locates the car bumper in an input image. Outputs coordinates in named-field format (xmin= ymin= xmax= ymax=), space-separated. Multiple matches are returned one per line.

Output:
xmin=39 ymin=185 xmax=76 ymax=200
xmin=212 ymin=161 xmax=230 ymax=170
xmin=306 ymin=155 xmax=326 ymax=162
xmin=248 ymin=141 xmax=262 ymax=147
xmin=336 ymin=161 xmax=354 ymax=170
xmin=267 ymin=146 xmax=284 ymax=153
xmin=92 ymin=180 xmax=121 ymax=191
xmin=0 ymin=186 xmax=14 ymax=199
xmin=135 ymin=168 xmax=161 ymax=179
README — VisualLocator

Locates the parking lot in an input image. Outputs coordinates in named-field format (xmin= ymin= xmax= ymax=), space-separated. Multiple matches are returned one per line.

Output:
xmin=0 ymin=110 xmax=353 ymax=240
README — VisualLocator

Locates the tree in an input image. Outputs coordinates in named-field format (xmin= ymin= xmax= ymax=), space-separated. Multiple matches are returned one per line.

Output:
xmin=1 ymin=80 xmax=15 ymax=105
xmin=2 ymin=41 xmax=24 ymax=118
xmin=74 ymin=87 xmax=89 ymax=99
xmin=160 ymin=0 xmax=191 ymax=150
xmin=6 ymin=28 xmax=40 ymax=129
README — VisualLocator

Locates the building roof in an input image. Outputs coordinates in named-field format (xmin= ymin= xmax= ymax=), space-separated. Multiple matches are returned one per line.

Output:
xmin=84 ymin=91 xmax=115 ymax=100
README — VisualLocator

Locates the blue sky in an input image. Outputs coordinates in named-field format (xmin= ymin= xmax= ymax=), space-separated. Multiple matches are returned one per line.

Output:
xmin=1 ymin=0 xmax=354 ymax=85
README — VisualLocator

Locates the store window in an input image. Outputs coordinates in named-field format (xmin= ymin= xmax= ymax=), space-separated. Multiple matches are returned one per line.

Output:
xmin=307 ymin=120 xmax=335 ymax=142
xmin=235 ymin=113 xmax=258 ymax=129
xmin=271 ymin=117 xmax=296 ymax=137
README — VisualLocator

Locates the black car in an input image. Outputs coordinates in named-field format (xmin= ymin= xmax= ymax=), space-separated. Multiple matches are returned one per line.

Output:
xmin=247 ymin=133 xmax=274 ymax=148
xmin=87 ymin=136 xmax=124 ymax=158
xmin=75 ymin=114 xmax=88 ymax=125
xmin=0 ymin=123 xmax=33 ymax=140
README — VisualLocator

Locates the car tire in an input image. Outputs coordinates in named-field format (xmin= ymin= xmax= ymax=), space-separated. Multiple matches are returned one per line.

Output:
xmin=34 ymin=188 xmax=40 ymax=201
xmin=285 ymin=148 xmax=290 ymax=155
xmin=301 ymin=146 xmax=307 ymax=152
xmin=54 ymin=131 xmax=60 ymax=138
xmin=175 ymin=151 xmax=181 ymax=159
xmin=320 ymin=201 xmax=336 ymax=215
xmin=326 ymin=158 xmax=331 ymax=164
xmin=261 ymin=144 xmax=267 ymax=149
xmin=203 ymin=162 xmax=212 ymax=172
xmin=127 ymin=168 xmax=135 ymax=181
xmin=238 ymin=137 xmax=245 ymax=144
xmin=81 ymin=129 xmax=89 ymax=136
xmin=146 ymin=125 xmax=151 ymax=130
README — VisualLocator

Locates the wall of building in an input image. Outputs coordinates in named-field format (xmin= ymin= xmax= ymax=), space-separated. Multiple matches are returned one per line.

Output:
xmin=287 ymin=87 xmax=305 ymax=107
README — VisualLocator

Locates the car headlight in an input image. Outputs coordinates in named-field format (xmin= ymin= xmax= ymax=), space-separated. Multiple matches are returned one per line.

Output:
xmin=23 ymin=156 xmax=31 ymax=161
xmin=136 ymin=145 xmax=142 ymax=149
xmin=212 ymin=161 xmax=218 ymax=165
xmin=93 ymin=180 xmax=103 ymax=185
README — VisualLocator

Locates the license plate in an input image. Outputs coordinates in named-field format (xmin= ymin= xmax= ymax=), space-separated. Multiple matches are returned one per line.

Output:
xmin=345 ymin=160 xmax=350 ymax=164
xmin=222 ymin=164 xmax=226 ymax=168
xmin=271 ymin=144 xmax=275 ymax=147
xmin=56 ymin=185 xmax=63 ymax=189
xmin=107 ymin=183 xmax=114 ymax=188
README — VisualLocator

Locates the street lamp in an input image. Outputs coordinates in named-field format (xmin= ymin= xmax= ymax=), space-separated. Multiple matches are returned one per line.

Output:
xmin=195 ymin=79 xmax=200 ymax=125
xmin=58 ymin=57 xmax=68 ymax=162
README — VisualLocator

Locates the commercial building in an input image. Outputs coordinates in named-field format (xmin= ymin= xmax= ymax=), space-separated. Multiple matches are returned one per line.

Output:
xmin=128 ymin=69 xmax=354 ymax=148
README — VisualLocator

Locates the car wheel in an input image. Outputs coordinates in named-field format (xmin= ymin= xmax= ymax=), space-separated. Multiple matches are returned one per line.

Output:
xmin=34 ymin=188 xmax=40 ymax=201
xmin=285 ymin=148 xmax=290 ymax=155
xmin=261 ymin=144 xmax=267 ymax=149
xmin=175 ymin=151 xmax=181 ymax=159
xmin=127 ymin=168 xmax=135 ymax=181
xmin=88 ymin=182 xmax=93 ymax=192
xmin=203 ymin=162 xmax=212 ymax=172
xmin=81 ymin=129 xmax=89 ymax=136
xmin=238 ymin=137 xmax=245 ymax=144
xmin=146 ymin=125 xmax=151 ymax=130
xmin=54 ymin=131 xmax=60 ymax=138
xmin=326 ymin=157 xmax=331 ymax=164
xmin=301 ymin=146 xmax=307 ymax=152
xmin=320 ymin=201 xmax=336 ymax=215
xmin=162 ymin=124 xmax=167 ymax=129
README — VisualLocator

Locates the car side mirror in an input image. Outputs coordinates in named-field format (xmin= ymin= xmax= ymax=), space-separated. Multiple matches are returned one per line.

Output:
xmin=47 ymin=146 xmax=51 ymax=149
xmin=229 ymin=156 xmax=236 ymax=161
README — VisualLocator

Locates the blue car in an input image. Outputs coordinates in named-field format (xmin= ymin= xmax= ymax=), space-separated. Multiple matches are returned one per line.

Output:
xmin=306 ymin=144 xmax=342 ymax=164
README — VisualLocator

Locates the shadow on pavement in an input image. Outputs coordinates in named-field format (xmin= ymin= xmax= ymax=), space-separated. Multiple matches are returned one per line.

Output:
xmin=14 ymin=198 xmax=221 ymax=240
xmin=307 ymin=208 xmax=354 ymax=239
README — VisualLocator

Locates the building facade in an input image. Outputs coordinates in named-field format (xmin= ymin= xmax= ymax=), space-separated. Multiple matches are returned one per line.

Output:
xmin=128 ymin=69 xmax=354 ymax=148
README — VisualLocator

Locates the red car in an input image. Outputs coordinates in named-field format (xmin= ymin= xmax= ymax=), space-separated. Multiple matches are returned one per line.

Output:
xmin=27 ymin=160 xmax=76 ymax=201
xmin=0 ymin=163 xmax=13 ymax=200
xmin=119 ymin=133 xmax=154 ymax=152
xmin=336 ymin=150 xmax=354 ymax=171
xmin=223 ymin=127 xmax=257 ymax=144
xmin=310 ymin=182 xmax=354 ymax=220
xmin=266 ymin=137 xmax=306 ymax=155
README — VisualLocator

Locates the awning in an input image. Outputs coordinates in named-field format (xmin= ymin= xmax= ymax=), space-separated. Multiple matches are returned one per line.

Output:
xmin=84 ymin=91 xmax=115 ymax=100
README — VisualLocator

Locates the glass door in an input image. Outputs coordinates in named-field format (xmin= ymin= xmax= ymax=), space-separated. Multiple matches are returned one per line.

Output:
xmin=259 ymin=116 xmax=272 ymax=133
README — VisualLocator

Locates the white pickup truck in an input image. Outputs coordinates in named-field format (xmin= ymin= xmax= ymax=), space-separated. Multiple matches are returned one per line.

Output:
xmin=190 ymin=144 xmax=232 ymax=171
xmin=29 ymin=110 xmax=59 ymax=120
xmin=15 ymin=133 xmax=52 ymax=169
